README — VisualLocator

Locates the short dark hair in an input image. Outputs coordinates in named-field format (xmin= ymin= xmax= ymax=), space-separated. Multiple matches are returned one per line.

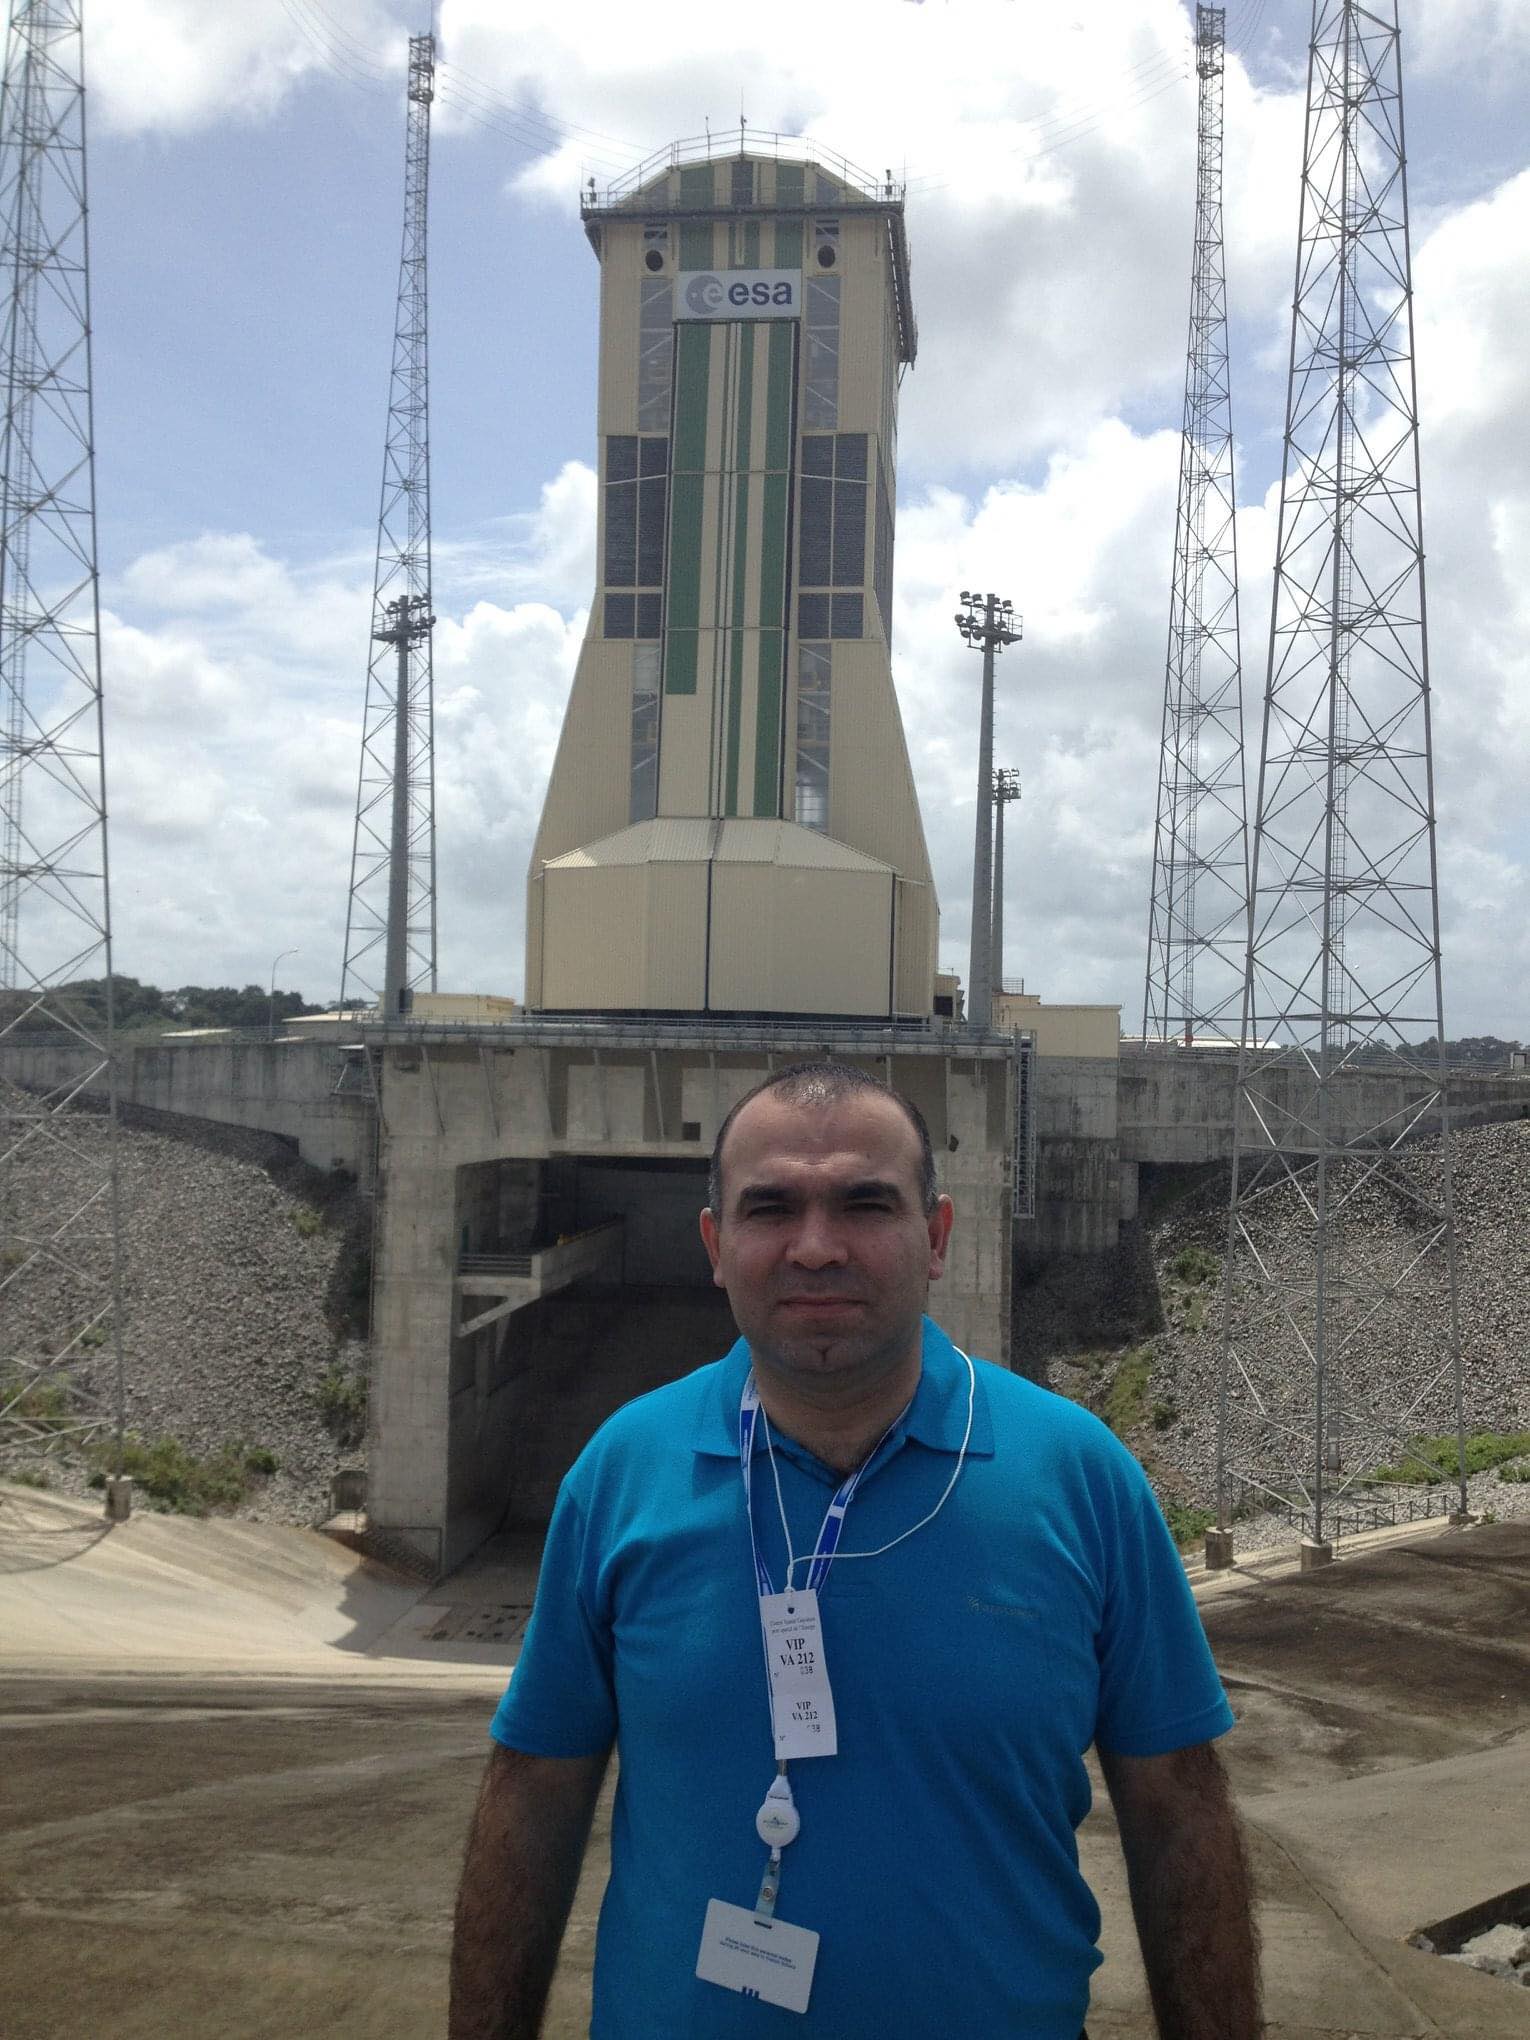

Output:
xmin=707 ymin=1060 xmax=938 ymax=1220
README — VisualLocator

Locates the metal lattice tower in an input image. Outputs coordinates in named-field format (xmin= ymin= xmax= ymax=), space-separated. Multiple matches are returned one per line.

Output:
xmin=340 ymin=32 xmax=437 ymax=1017
xmin=0 ymin=0 xmax=127 ymax=1487
xmin=1142 ymin=5 xmax=1248 ymax=1048
xmin=990 ymin=766 xmax=1020 ymax=996
xmin=1211 ymin=0 xmax=1464 ymax=1564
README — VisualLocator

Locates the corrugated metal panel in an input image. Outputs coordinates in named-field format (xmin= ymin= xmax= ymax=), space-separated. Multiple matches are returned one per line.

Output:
xmin=894 ymin=878 xmax=937 ymax=1017
xmin=709 ymin=864 xmax=890 ymax=1014
xmin=711 ymin=818 xmax=890 ymax=873
xmin=541 ymin=865 xmax=649 ymax=1008
xmin=544 ymin=818 xmax=716 ymax=869
xmin=828 ymin=641 xmax=935 ymax=885
xmin=525 ymin=871 xmax=546 ymax=1007
xmin=529 ymin=639 xmax=634 ymax=871
xmin=597 ymin=234 xmax=643 ymax=438
xmin=836 ymin=216 xmax=890 ymax=439
xmin=642 ymin=862 xmax=708 ymax=1009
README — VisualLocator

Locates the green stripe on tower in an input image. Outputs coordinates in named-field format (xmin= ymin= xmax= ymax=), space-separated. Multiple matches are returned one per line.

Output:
xmin=753 ymin=630 xmax=784 ymax=817
xmin=764 ymin=319 xmax=793 ymax=473
xmin=724 ymin=330 xmax=755 ymax=812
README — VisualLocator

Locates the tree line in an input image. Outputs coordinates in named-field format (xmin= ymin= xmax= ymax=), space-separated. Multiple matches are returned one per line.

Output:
xmin=2 ymin=975 xmax=324 ymax=1036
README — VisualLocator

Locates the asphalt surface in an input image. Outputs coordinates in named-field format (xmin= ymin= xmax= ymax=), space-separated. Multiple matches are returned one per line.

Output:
xmin=2 ymin=1485 xmax=1528 ymax=2038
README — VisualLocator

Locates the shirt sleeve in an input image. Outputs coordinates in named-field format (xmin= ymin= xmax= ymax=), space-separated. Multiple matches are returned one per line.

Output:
xmin=489 ymin=1477 xmax=617 ymax=1759
xmin=1093 ymin=1467 xmax=1235 ymax=1758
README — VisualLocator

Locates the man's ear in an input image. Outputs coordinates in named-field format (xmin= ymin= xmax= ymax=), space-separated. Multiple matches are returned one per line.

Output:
xmin=926 ymin=1195 xmax=955 ymax=1282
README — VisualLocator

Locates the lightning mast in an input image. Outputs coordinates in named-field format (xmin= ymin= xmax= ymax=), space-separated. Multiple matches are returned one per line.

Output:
xmin=1142 ymin=5 xmax=1247 ymax=1047
xmin=340 ymin=32 xmax=437 ymax=1017
xmin=1210 ymin=0 xmax=1463 ymax=1567
xmin=0 ymin=0 xmax=128 ymax=1504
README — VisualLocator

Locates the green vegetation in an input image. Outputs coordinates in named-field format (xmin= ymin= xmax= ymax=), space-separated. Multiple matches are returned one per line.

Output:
xmin=1169 ymin=1244 xmax=1222 ymax=1287
xmin=8 ymin=1465 xmax=51 ymax=1489
xmin=317 ymin=1364 xmax=368 ymax=1449
xmin=1498 ymin=1460 xmax=1530 ymax=1484
xmin=1150 ymin=1399 xmax=1179 ymax=1432
xmin=1370 ymin=1430 xmax=1530 ymax=1485
xmin=82 ymin=1434 xmax=280 ymax=1514
xmin=1162 ymin=1500 xmax=1216 ymax=1548
xmin=0 ymin=1371 xmax=73 ymax=1430
xmin=290 ymin=1205 xmax=325 ymax=1239
xmin=77 ymin=1322 xmax=107 ymax=1349
xmin=1 ymin=973 xmax=324 ymax=1040
xmin=1104 ymin=1346 xmax=1156 ymax=1435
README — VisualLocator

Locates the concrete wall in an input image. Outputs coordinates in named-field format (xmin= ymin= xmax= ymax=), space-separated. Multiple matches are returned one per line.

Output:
xmin=0 ymin=1039 xmax=374 ymax=1177
xmin=365 ymin=1037 xmax=1016 ymax=1571
xmin=1024 ymin=1052 xmax=1123 ymax=1259
xmin=1118 ymin=1050 xmax=1530 ymax=1165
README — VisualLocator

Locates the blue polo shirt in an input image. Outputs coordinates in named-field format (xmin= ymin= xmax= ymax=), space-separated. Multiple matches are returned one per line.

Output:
xmin=491 ymin=1319 xmax=1233 ymax=2037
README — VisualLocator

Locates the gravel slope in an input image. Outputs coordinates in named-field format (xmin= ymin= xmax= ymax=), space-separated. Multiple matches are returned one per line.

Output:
xmin=1052 ymin=1116 xmax=1530 ymax=1538
xmin=1 ymin=1099 xmax=365 ymax=1524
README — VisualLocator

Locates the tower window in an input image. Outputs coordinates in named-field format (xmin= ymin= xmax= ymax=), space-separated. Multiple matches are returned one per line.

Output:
xmin=795 ymin=643 xmax=831 ymax=831
xmin=605 ymin=434 xmax=668 ymax=638
xmin=796 ymin=433 xmax=867 ymax=638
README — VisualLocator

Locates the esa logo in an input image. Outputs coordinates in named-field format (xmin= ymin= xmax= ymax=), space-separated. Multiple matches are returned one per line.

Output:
xmin=679 ymin=269 xmax=800 ymax=320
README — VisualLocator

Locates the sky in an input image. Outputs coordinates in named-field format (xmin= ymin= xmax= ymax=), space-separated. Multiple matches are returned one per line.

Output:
xmin=68 ymin=0 xmax=1530 ymax=1034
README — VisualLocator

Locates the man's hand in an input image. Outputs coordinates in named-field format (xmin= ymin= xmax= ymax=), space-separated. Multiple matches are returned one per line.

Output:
xmin=1099 ymin=1739 xmax=1262 ymax=2040
xmin=450 ymin=1741 xmax=611 ymax=2040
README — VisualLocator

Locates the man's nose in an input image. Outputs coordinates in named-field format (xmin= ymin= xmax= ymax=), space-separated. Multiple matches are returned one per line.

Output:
xmin=786 ymin=1206 xmax=848 ymax=1267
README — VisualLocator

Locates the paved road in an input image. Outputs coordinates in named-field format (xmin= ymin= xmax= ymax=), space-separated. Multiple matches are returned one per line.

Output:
xmin=3 ymin=1487 xmax=1527 ymax=2037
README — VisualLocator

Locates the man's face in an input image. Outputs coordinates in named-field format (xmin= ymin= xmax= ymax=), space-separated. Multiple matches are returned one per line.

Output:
xmin=699 ymin=1089 xmax=955 ymax=1388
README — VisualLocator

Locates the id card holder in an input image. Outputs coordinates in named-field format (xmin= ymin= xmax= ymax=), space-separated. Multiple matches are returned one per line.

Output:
xmin=696 ymin=1898 xmax=819 ymax=2013
xmin=759 ymin=1588 xmax=837 ymax=1759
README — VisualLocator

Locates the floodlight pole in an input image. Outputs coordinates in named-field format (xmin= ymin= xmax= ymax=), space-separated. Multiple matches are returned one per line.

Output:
xmin=991 ymin=767 xmax=1022 ymax=998
xmin=954 ymin=591 xmax=1021 ymax=1029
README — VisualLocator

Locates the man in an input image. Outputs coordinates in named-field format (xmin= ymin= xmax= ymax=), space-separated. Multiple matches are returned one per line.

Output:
xmin=452 ymin=1063 xmax=1261 ymax=2038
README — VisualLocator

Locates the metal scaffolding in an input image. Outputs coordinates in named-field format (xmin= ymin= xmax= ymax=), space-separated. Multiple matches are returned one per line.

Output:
xmin=0 ymin=0 xmax=127 ymax=1495
xmin=1211 ymin=0 xmax=1464 ymax=1565
xmin=1143 ymin=4 xmax=1248 ymax=1048
xmin=340 ymin=32 xmax=438 ymax=1017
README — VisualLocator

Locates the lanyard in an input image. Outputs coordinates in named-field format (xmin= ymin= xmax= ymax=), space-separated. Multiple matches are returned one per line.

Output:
xmin=738 ymin=1374 xmax=895 ymax=1596
xmin=735 ymin=1349 xmax=977 ymax=1925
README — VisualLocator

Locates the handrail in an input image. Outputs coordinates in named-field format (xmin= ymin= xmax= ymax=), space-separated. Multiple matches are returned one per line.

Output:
xmin=587 ymin=128 xmax=896 ymax=210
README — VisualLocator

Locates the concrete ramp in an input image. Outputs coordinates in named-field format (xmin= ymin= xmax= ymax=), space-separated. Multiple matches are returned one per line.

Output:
xmin=0 ymin=1485 xmax=501 ymax=1683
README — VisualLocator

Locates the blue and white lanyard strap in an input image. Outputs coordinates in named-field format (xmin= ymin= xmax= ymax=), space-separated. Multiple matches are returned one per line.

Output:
xmin=738 ymin=1374 xmax=880 ymax=1595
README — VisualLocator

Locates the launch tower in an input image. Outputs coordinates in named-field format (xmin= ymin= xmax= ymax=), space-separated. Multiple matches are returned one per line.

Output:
xmin=528 ymin=140 xmax=936 ymax=1019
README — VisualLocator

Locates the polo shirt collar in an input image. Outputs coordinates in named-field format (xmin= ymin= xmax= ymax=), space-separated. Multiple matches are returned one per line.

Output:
xmin=693 ymin=1315 xmax=995 ymax=1461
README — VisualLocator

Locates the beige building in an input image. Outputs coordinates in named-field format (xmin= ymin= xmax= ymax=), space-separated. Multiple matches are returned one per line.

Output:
xmin=527 ymin=146 xmax=936 ymax=1018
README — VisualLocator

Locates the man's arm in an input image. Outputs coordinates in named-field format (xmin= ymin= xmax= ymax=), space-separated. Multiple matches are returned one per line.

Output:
xmin=1098 ymin=1739 xmax=1262 ymax=2040
xmin=450 ymin=1740 xmax=611 ymax=2040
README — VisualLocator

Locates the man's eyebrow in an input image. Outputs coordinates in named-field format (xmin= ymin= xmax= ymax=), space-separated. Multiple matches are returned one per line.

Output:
xmin=734 ymin=1176 xmax=907 ymax=1209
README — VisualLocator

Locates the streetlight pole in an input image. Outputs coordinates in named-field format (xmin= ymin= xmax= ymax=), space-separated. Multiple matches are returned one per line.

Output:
xmin=954 ymin=591 xmax=1021 ymax=1029
xmin=269 ymin=947 xmax=299 ymax=1041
